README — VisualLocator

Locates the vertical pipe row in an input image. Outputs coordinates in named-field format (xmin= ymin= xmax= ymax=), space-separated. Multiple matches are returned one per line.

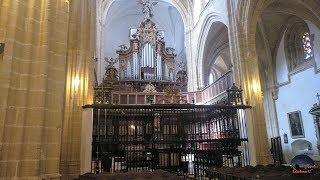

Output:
xmin=159 ymin=56 xmax=162 ymax=80
xmin=165 ymin=64 xmax=168 ymax=81
xmin=133 ymin=53 xmax=135 ymax=79
xmin=151 ymin=45 xmax=153 ymax=68
xmin=157 ymin=55 xmax=159 ymax=80
xmin=159 ymin=59 xmax=160 ymax=80
xmin=137 ymin=52 xmax=139 ymax=79
xmin=151 ymin=45 xmax=153 ymax=79
xmin=146 ymin=44 xmax=149 ymax=68
xmin=144 ymin=45 xmax=146 ymax=67
xmin=135 ymin=52 xmax=139 ymax=79
xmin=136 ymin=54 xmax=138 ymax=80
xmin=149 ymin=44 xmax=151 ymax=67
xmin=143 ymin=45 xmax=146 ymax=67
xmin=148 ymin=44 xmax=150 ymax=79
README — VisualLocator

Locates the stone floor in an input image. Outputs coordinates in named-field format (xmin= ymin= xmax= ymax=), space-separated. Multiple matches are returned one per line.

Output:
xmin=78 ymin=170 xmax=184 ymax=180
xmin=209 ymin=165 xmax=320 ymax=180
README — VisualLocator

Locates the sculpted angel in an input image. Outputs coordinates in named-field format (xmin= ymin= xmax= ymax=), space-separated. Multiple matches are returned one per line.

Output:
xmin=141 ymin=0 xmax=158 ymax=19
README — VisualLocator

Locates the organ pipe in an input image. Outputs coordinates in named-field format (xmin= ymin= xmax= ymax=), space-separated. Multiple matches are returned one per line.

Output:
xmin=117 ymin=20 xmax=176 ymax=81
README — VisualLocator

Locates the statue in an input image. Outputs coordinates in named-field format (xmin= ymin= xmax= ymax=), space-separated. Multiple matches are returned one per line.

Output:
xmin=177 ymin=61 xmax=187 ymax=71
xmin=166 ymin=47 xmax=176 ymax=56
xmin=104 ymin=57 xmax=118 ymax=68
xmin=141 ymin=0 xmax=158 ymax=19
xmin=101 ymin=57 xmax=119 ymax=82
xmin=143 ymin=83 xmax=157 ymax=93
xmin=119 ymin=44 xmax=128 ymax=51
xmin=156 ymin=31 xmax=164 ymax=41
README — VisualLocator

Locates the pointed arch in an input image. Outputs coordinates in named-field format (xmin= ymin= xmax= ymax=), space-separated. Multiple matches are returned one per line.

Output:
xmin=195 ymin=13 xmax=229 ymax=88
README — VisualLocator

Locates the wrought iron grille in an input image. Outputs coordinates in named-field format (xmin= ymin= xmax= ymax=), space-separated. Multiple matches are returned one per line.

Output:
xmin=89 ymin=104 xmax=251 ymax=178
xmin=270 ymin=136 xmax=284 ymax=166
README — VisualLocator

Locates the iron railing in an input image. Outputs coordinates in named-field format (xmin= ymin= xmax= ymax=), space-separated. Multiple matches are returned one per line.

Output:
xmin=87 ymin=103 xmax=251 ymax=178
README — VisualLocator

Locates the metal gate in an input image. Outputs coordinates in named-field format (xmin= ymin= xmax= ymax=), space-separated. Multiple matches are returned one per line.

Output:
xmin=270 ymin=136 xmax=284 ymax=166
xmin=90 ymin=103 xmax=250 ymax=178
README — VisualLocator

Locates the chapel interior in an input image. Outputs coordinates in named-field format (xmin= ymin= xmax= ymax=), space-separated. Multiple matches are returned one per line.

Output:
xmin=1 ymin=0 xmax=320 ymax=179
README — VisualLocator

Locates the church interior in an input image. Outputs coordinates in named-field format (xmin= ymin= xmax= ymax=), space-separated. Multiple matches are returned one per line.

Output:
xmin=1 ymin=0 xmax=320 ymax=179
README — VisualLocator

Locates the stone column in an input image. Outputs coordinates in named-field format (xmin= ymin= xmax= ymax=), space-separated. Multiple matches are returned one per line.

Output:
xmin=240 ymin=54 xmax=272 ymax=165
xmin=59 ymin=0 xmax=96 ymax=179
xmin=263 ymin=86 xmax=280 ymax=139
xmin=186 ymin=27 xmax=197 ymax=92
xmin=0 ymin=0 xmax=70 ymax=178
xmin=227 ymin=3 xmax=272 ymax=164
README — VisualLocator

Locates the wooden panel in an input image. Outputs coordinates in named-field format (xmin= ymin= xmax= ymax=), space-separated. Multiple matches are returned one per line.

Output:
xmin=137 ymin=95 xmax=145 ymax=104
xmin=120 ymin=95 xmax=127 ymax=104
xmin=174 ymin=96 xmax=180 ymax=104
xmin=113 ymin=94 xmax=119 ymax=104
xmin=156 ymin=95 xmax=163 ymax=104
xmin=129 ymin=95 xmax=136 ymax=104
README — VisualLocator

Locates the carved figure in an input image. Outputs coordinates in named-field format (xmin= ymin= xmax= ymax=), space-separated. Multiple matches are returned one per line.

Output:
xmin=143 ymin=83 xmax=157 ymax=93
xmin=119 ymin=44 xmax=128 ymax=51
xmin=176 ymin=70 xmax=187 ymax=84
xmin=141 ymin=0 xmax=158 ymax=19
xmin=105 ymin=57 xmax=118 ymax=68
xmin=177 ymin=61 xmax=187 ymax=71
xmin=166 ymin=47 xmax=176 ymax=56
xmin=102 ymin=57 xmax=119 ymax=82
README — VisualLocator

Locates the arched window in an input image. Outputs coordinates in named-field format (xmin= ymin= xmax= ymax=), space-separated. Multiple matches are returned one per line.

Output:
xmin=284 ymin=17 xmax=314 ymax=72
xmin=302 ymin=32 xmax=313 ymax=60
xmin=209 ymin=73 xmax=213 ymax=85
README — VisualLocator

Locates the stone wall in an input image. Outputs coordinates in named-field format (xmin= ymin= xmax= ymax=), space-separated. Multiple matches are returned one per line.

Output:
xmin=0 ymin=0 xmax=70 ymax=178
xmin=0 ymin=0 xmax=95 ymax=179
xmin=60 ymin=0 xmax=96 ymax=179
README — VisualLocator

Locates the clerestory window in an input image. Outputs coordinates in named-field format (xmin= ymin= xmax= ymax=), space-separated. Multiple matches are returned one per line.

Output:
xmin=302 ymin=32 xmax=314 ymax=60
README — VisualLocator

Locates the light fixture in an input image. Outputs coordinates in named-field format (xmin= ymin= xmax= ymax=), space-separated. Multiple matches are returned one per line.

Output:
xmin=252 ymin=80 xmax=259 ymax=93
xmin=72 ymin=76 xmax=80 ymax=90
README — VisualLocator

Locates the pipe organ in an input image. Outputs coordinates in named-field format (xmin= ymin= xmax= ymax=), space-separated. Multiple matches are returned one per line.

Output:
xmin=117 ymin=19 xmax=176 ymax=82
xmin=97 ymin=14 xmax=188 ymax=105
xmin=84 ymin=1 xmax=249 ymax=177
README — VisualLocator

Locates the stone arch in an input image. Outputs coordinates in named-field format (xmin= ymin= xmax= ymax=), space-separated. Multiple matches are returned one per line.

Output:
xmin=283 ymin=17 xmax=311 ymax=72
xmin=98 ymin=0 xmax=191 ymax=52
xmin=249 ymin=1 xmax=320 ymax=97
xmin=195 ymin=14 xmax=229 ymax=88
xmin=100 ymin=0 xmax=190 ymax=28
xmin=239 ymin=0 xmax=320 ymax=117
xmin=96 ymin=0 xmax=191 ymax=83
xmin=241 ymin=0 xmax=320 ymax=59
xmin=240 ymin=0 xmax=320 ymax=164
xmin=248 ymin=1 xmax=320 ymax=94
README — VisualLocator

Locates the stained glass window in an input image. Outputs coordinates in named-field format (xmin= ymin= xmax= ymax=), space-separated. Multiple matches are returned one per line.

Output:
xmin=302 ymin=32 xmax=313 ymax=60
